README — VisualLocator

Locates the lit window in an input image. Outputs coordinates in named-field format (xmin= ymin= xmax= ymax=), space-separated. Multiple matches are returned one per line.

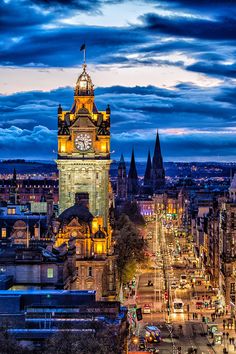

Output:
xmin=47 ymin=268 xmax=54 ymax=278
xmin=34 ymin=227 xmax=39 ymax=238
xmin=97 ymin=243 xmax=103 ymax=254
xmin=1 ymin=228 xmax=6 ymax=238
xmin=7 ymin=208 xmax=16 ymax=215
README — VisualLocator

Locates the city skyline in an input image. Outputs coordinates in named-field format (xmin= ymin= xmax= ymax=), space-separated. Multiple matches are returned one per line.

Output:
xmin=1 ymin=0 xmax=236 ymax=161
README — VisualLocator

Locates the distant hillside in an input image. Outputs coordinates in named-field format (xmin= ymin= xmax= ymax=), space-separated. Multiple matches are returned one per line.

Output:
xmin=0 ymin=160 xmax=235 ymax=178
xmin=0 ymin=160 xmax=57 ymax=175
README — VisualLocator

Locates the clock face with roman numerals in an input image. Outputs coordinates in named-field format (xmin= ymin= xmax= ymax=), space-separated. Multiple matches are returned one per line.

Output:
xmin=75 ymin=133 xmax=92 ymax=151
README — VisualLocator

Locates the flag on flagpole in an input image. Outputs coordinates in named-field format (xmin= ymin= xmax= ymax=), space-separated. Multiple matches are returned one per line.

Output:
xmin=80 ymin=44 xmax=86 ymax=64
xmin=80 ymin=44 xmax=86 ymax=51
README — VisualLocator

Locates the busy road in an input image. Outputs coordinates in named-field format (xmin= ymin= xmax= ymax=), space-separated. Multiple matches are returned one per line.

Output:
xmin=127 ymin=216 xmax=232 ymax=354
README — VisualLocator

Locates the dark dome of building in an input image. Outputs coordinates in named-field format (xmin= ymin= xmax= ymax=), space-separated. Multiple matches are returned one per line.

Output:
xmin=94 ymin=226 xmax=106 ymax=239
xmin=58 ymin=203 xmax=93 ymax=224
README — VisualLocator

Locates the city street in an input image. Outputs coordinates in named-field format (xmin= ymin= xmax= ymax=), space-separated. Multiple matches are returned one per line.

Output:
xmin=127 ymin=216 xmax=233 ymax=354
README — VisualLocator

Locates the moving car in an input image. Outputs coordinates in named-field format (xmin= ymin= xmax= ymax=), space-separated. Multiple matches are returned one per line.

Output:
xmin=144 ymin=325 xmax=161 ymax=343
xmin=143 ymin=304 xmax=151 ymax=314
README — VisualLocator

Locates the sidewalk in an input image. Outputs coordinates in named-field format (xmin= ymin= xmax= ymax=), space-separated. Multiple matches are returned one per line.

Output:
xmin=203 ymin=315 xmax=236 ymax=353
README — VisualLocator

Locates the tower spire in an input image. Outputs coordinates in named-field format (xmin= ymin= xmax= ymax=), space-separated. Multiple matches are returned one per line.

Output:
xmin=117 ymin=154 xmax=127 ymax=199
xmin=143 ymin=149 xmax=153 ymax=195
xmin=152 ymin=130 xmax=165 ymax=192
xmin=127 ymin=148 xmax=139 ymax=196
xmin=144 ymin=149 xmax=152 ymax=183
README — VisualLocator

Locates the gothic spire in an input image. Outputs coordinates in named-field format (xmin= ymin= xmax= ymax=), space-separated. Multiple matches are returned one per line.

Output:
xmin=117 ymin=154 xmax=127 ymax=199
xmin=144 ymin=149 xmax=152 ymax=184
xmin=152 ymin=130 xmax=165 ymax=192
xmin=152 ymin=129 xmax=163 ymax=170
xmin=119 ymin=153 xmax=125 ymax=167
xmin=128 ymin=148 xmax=138 ymax=180
xmin=127 ymin=148 xmax=139 ymax=196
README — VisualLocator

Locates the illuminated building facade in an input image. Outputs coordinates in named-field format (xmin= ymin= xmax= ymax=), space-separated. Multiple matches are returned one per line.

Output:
xmin=57 ymin=64 xmax=111 ymax=229
xmin=55 ymin=64 xmax=115 ymax=299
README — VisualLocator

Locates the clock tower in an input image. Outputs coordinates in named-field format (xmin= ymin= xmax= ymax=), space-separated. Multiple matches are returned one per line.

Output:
xmin=57 ymin=64 xmax=111 ymax=229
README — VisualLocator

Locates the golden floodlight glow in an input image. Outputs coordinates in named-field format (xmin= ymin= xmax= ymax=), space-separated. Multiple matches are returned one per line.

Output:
xmin=101 ymin=142 xmax=107 ymax=152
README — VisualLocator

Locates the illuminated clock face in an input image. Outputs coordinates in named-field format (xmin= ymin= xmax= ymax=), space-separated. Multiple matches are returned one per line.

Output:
xmin=80 ymin=80 xmax=87 ymax=89
xmin=75 ymin=133 xmax=92 ymax=151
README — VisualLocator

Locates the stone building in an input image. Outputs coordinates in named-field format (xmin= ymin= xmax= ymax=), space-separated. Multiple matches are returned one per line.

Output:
xmin=57 ymin=63 xmax=111 ymax=230
xmin=52 ymin=195 xmax=115 ymax=299
xmin=220 ymin=174 xmax=236 ymax=306
xmin=0 ymin=239 xmax=77 ymax=290
xmin=55 ymin=63 xmax=116 ymax=300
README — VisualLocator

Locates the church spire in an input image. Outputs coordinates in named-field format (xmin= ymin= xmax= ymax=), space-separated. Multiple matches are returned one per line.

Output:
xmin=127 ymin=149 xmax=139 ymax=196
xmin=117 ymin=154 xmax=127 ymax=199
xmin=152 ymin=130 xmax=165 ymax=192
xmin=143 ymin=149 xmax=153 ymax=195
xmin=144 ymin=149 xmax=152 ymax=184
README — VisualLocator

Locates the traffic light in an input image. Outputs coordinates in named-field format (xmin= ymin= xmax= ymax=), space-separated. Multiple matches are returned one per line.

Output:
xmin=136 ymin=307 xmax=143 ymax=321
xmin=164 ymin=291 xmax=168 ymax=301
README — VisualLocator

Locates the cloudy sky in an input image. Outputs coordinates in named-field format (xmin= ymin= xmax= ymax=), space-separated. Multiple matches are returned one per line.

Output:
xmin=1 ymin=0 xmax=236 ymax=162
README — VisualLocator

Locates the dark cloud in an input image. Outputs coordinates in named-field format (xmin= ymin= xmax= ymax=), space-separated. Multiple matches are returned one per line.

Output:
xmin=140 ymin=13 xmax=236 ymax=40
xmin=0 ymin=125 xmax=57 ymax=159
xmin=112 ymin=132 xmax=236 ymax=162
xmin=187 ymin=61 xmax=236 ymax=78
xmin=29 ymin=0 xmax=122 ymax=11
xmin=152 ymin=0 xmax=236 ymax=17
xmin=0 ymin=25 xmax=146 ymax=66
xmin=0 ymin=83 xmax=235 ymax=160
xmin=1 ymin=0 xmax=236 ymax=161
xmin=0 ymin=1 xmax=53 ymax=35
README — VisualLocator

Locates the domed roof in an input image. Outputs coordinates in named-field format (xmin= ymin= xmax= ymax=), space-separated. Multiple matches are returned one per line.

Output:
xmin=74 ymin=64 xmax=94 ymax=96
xmin=94 ymin=226 xmax=106 ymax=239
xmin=58 ymin=203 xmax=93 ymax=224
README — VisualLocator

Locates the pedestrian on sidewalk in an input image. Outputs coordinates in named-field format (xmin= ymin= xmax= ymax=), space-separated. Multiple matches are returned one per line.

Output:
xmin=226 ymin=332 xmax=229 ymax=340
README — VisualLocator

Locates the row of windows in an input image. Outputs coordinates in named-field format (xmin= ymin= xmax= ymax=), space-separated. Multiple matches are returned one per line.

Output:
xmin=76 ymin=267 xmax=93 ymax=277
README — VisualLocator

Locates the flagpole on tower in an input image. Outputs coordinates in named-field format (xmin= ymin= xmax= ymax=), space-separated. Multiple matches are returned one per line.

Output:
xmin=80 ymin=43 xmax=86 ymax=65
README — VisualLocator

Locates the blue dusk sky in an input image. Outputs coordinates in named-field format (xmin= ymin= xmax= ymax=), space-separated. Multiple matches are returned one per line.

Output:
xmin=0 ymin=0 xmax=236 ymax=162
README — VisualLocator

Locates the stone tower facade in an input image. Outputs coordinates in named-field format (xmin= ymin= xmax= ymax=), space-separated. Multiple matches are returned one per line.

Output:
xmin=57 ymin=64 xmax=111 ymax=230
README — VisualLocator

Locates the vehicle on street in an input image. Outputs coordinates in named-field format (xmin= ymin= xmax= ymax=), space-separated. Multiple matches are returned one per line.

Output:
xmin=143 ymin=304 xmax=151 ymax=314
xmin=213 ymin=332 xmax=223 ymax=345
xmin=144 ymin=325 xmax=161 ymax=343
xmin=195 ymin=301 xmax=204 ymax=309
xmin=173 ymin=298 xmax=184 ymax=313
xmin=180 ymin=274 xmax=187 ymax=285
xmin=171 ymin=281 xmax=178 ymax=289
